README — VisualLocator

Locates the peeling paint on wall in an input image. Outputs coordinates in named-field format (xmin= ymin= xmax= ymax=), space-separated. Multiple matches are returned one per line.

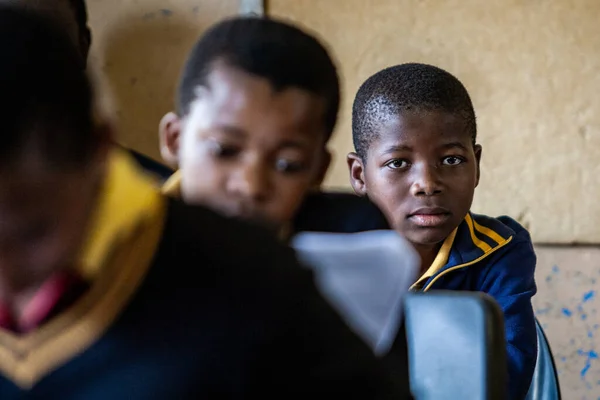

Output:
xmin=534 ymin=247 xmax=600 ymax=398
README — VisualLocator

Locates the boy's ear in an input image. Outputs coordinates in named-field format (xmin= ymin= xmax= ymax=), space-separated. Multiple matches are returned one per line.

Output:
xmin=159 ymin=112 xmax=182 ymax=169
xmin=347 ymin=152 xmax=368 ymax=196
xmin=311 ymin=149 xmax=332 ymax=190
xmin=474 ymin=144 xmax=482 ymax=187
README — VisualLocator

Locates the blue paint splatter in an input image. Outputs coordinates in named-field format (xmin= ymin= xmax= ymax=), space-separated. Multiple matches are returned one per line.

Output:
xmin=546 ymin=275 xmax=552 ymax=282
xmin=552 ymin=265 xmax=559 ymax=273
xmin=160 ymin=9 xmax=173 ymax=17
xmin=536 ymin=307 xmax=551 ymax=315
xmin=584 ymin=291 xmax=596 ymax=302
xmin=589 ymin=331 xmax=594 ymax=338
xmin=561 ymin=357 xmax=567 ymax=362
xmin=582 ymin=362 xmax=591 ymax=377
xmin=563 ymin=308 xmax=573 ymax=317
xmin=578 ymin=350 xmax=598 ymax=378
xmin=583 ymin=314 xmax=588 ymax=320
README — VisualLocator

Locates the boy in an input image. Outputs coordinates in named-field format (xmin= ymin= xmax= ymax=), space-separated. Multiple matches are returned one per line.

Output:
xmin=347 ymin=63 xmax=537 ymax=399
xmin=159 ymin=16 xmax=389 ymax=236
xmin=0 ymin=8 xmax=407 ymax=398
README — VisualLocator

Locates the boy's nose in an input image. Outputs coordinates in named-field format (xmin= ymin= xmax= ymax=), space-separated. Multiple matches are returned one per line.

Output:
xmin=410 ymin=164 xmax=442 ymax=196
xmin=228 ymin=162 xmax=270 ymax=202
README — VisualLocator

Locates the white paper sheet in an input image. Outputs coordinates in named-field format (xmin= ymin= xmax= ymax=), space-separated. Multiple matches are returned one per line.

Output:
xmin=291 ymin=230 xmax=419 ymax=356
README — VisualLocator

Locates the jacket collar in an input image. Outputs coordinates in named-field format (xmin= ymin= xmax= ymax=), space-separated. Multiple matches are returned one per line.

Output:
xmin=78 ymin=148 xmax=166 ymax=280
xmin=0 ymin=148 xmax=167 ymax=389
xmin=447 ymin=212 xmax=514 ymax=266
xmin=412 ymin=212 xmax=515 ymax=291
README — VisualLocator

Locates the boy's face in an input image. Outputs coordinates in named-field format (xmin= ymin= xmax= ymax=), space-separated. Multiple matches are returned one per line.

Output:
xmin=0 ymin=147 xmax=105 ymax=296
xmin=348 ymin=110 xmax=481 ymax=248
xmin=160 ymin=63 xmax=330 ymax=232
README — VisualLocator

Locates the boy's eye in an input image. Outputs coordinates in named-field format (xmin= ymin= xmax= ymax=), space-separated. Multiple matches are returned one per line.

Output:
xmin=442 ymin=156 xmax=464 ymax=166
xmin=275 ymin=159 xmax=307 ymax=173
xmin=208 ymin=141 xmax=240 ymax=158
xmin=385 ymin=159 xmax=410 ymax=170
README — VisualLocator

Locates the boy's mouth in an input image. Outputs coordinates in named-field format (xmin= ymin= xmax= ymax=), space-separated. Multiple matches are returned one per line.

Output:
xmin=407 ymin=207 xmax=451 ymax=227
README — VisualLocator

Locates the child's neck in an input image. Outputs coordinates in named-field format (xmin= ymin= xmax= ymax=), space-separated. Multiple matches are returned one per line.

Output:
xmin=413 ymin=242 xmax=444 ymax=275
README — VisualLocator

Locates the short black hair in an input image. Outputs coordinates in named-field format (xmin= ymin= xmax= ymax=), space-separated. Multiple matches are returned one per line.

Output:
xmin=68 ymin=0 xmax=92 ymax=50
xmin=0 ymin=6 xmax=95 ymax=168
xmin=352 ymin=63 xmax=476 ymax=159
xmin=177 ymin=16 xmax=340 ymax=140
xmin=64 ymin=0 xmax=91 ymax=66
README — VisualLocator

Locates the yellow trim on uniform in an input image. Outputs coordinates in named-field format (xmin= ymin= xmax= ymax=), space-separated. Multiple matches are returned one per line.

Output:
xmin=465 ymin=214 xmax=492 ymax=253
xmin=161 ymin=169 xmax=182 ymax=198
xmin=0 ymin=149 xmax=166 ymax=389
xmin=410 ymin=213 xmax=514 ymax=292
xmin=422 ymin=236 xmax=513 ymax=292
xmin=472 ymin=218 xmax=506 ymax=245
xmin=410 ymin=228 xmax=457 ymax=290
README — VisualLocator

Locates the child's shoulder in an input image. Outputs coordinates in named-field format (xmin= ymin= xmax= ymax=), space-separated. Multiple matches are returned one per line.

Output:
xmin=451 ymin=213 xmax=534 ymax=272
xmin=448 ymin=213 xmax=536 ymax=293
xmin=468 ymin=212 xmax=532 ymax=244
xmin=292 ymin=191 xmax=390 ymax=234
xmin=152 ymin=198 xmax=322 ymax=298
